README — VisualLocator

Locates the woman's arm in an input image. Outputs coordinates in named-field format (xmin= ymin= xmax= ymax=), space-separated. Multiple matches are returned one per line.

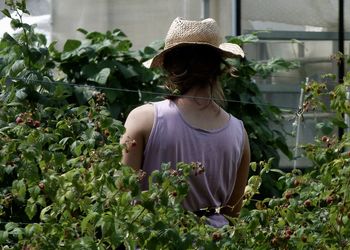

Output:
xmin=221 ymin=129 xmax=251 ymax=217
xmin=120 ymin=104 xmax=154 ymax=171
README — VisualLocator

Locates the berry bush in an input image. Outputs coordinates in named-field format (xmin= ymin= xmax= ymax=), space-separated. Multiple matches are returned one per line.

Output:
xmin=1 ymin=1 xmax=350 ymax=249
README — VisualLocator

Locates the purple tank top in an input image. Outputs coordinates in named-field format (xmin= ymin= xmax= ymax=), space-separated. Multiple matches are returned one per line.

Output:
xmin=142 ymin=99 xmax=245 ymax=227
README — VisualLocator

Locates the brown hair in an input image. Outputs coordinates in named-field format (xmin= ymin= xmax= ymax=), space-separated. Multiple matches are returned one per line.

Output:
xmin=162 ymin=45 xmax=229 ymax=107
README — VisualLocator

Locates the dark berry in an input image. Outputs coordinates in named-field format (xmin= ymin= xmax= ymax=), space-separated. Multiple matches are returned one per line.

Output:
xmin=301 ymin=235 xmax=307 ymax=242
xmin=321 ymin=136 xmax=329 ymax=142
xmin=271 ymin=237 xmax=278 ymax=246
xmin=285 ymin=228 xmax=292 ymax=236
xmin=16 ymin=117 xmax=23 ymax=124
xmin=285 ymin=191 xmax=292 ymax=200
xmin=33 ymin=120 xmax=41 ymax=127
xmin=304 ymin=199 xmax=311 ymax=207
xmin=326 ymin=196 xmax=334 ymax=205
xmin=38 ymin=182 xmax=45 ymax=191
xmin=212 ymin=232 xmax=221 ymax=241
xmin=26 ymin=118 xmax=33 ymax=125
xmin=293 ymin=179 xmax=300 ymax=187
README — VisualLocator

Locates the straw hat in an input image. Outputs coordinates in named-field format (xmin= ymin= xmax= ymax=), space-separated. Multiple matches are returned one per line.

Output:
xmin=145 ymin=17 xmax=244 ymax=68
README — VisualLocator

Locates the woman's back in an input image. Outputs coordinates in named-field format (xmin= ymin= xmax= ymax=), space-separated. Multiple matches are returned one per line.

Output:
xmin=141 ymin=99 xmax=245 ymax=227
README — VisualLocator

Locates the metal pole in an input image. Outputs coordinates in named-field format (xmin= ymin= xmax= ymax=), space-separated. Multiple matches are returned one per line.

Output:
xmin=345 ymin=86 xmax=350 ymax=134
xmin=339 ymin=0 xmax=345 ymax=140
xmin=203 ymin=0 xmax=210 ymax=18
xmin=231 ymin=0 xmax=237 ymax=35
xmin=236 ymin=0 xmax=241 ymax=35
xmin=338 ymin=0 xmax=344 ymax=84
xmin=294 ymin=78 xmax=309 ymax=169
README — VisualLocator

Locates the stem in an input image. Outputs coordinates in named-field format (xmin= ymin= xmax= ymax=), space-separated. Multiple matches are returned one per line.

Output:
xmin=222 ymin=193 xmax=246 ymax=212
xmin=130 ymin=207 xmax=146 ymax=224
xmin=15 ymin=8 xmax=32 ymax=69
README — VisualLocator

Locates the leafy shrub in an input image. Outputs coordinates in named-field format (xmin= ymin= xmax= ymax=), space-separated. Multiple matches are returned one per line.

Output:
xmin=4 ymin=1 xmax=350 ymax=249
xmin=50 ymin=29 xmax=164 ymax=120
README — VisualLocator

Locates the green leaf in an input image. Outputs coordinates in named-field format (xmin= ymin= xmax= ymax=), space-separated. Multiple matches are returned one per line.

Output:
xmin=70 ymin=141 xmax=83 ymax=156
xmin=12 ymin=179 xmax=26 ymax=201
xmin=0 ymin=231 xmax=9 ymax=245
xmin=5 ymin=0 xmax=14 ymax=5
xmin=15 ymin=88 xmax=27 ymax=100
xmin=40 ymin=205 xmax=53 ymax=221
xmin=74 ymin=86 xmax=95 ymax=104
xmin=24 ymin=224 xmax=43 ymax=238
xmin=81 ymin=63 xmax=99 ymax=79
xmin=10 ymin=19 xmax=22 ymax=29
xmin=59 ymin=137 xmax=72 ymax=146
xmin=63 ymin=39 xmax=81 ymax=52
xmin=25 ymin=202 xmax=37 ymax=220
xmin=5 ymin=222 xmax=18 ymax=231
xmin=10 ymin=60 xmax=25 ymax=76
xmin=3 ymin=33 xmax=18 ymax=45
xmin=316 ymin=121 xmax=334 ymax=135
xmin=225 ymin=33 xmax=259 ymax=46
xmin=115 ymin=62 xmax=138 ymax=79
xmin=77 ymin=28 xmax=88 ymax=35
xmin=94 ymin=68 xmax=110 ymax=85
xmin=81 ymin=212 xmax=99 ymax=233
xmin=104 ymin=89 xmax=118 ymax=103
xmin=250 ymin=162 xmax=257 ymax=172
xmin=1 ymin=9 xmax=11 ymax=18
xmin=332 ymin=117 xmax=348 ymax=128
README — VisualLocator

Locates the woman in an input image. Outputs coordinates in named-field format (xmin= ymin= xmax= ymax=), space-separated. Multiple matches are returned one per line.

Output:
xmin=121 ymin=17 xmax=250 ymax=228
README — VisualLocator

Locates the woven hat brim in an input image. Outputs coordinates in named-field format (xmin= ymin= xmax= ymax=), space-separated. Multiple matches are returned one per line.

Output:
xmin=143 ymin=42 xmax=244 ymax=68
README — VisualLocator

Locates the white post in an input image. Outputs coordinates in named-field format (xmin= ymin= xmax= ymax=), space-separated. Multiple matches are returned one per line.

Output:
xmin=345 ymin=86 xmax=350 ymax=134
xmin=202 ymin=0 xmax=210 ymax=19
xmin=293 ymin=77 xmax=309 ymax=169
xmin=231 ymin=0 xmax=237 ymax=36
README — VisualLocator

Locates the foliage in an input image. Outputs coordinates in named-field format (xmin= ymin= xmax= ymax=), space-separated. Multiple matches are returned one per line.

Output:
xmin=224 ymin=34 xmax=298 ymax=197
xmin=3 ymin=1 xmax=350 ymax=250
xmin=0 ymin=85 xmax=229 ymax=248
xmin=0 ymin=3 xmax=221 ymax=249
xmin=50 ymin=29 xmax=164 ymax=120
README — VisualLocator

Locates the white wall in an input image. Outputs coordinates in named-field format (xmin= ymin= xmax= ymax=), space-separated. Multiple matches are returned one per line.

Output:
xmin=51 ymin=0 xmax=235 ymax=50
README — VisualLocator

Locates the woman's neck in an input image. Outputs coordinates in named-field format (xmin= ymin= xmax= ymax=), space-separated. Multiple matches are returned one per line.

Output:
xmin=175 ymin=87 xmax=220 ymax=111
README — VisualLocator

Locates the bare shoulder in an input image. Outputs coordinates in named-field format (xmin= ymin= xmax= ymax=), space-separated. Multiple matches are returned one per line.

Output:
xmin=130 ymin=103 xmax=154 ymax=114
xmin=124 ymin=103 xmax=154 ymax=134
xmin=120 ymin=103 xmax=154 ymax=170
xmin=127 ymin=103 xmax=154 ymax=122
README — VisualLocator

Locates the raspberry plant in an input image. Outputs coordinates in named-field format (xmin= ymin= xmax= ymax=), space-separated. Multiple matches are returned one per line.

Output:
xmin=2 ymin=1 xmax=350 ymax=249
